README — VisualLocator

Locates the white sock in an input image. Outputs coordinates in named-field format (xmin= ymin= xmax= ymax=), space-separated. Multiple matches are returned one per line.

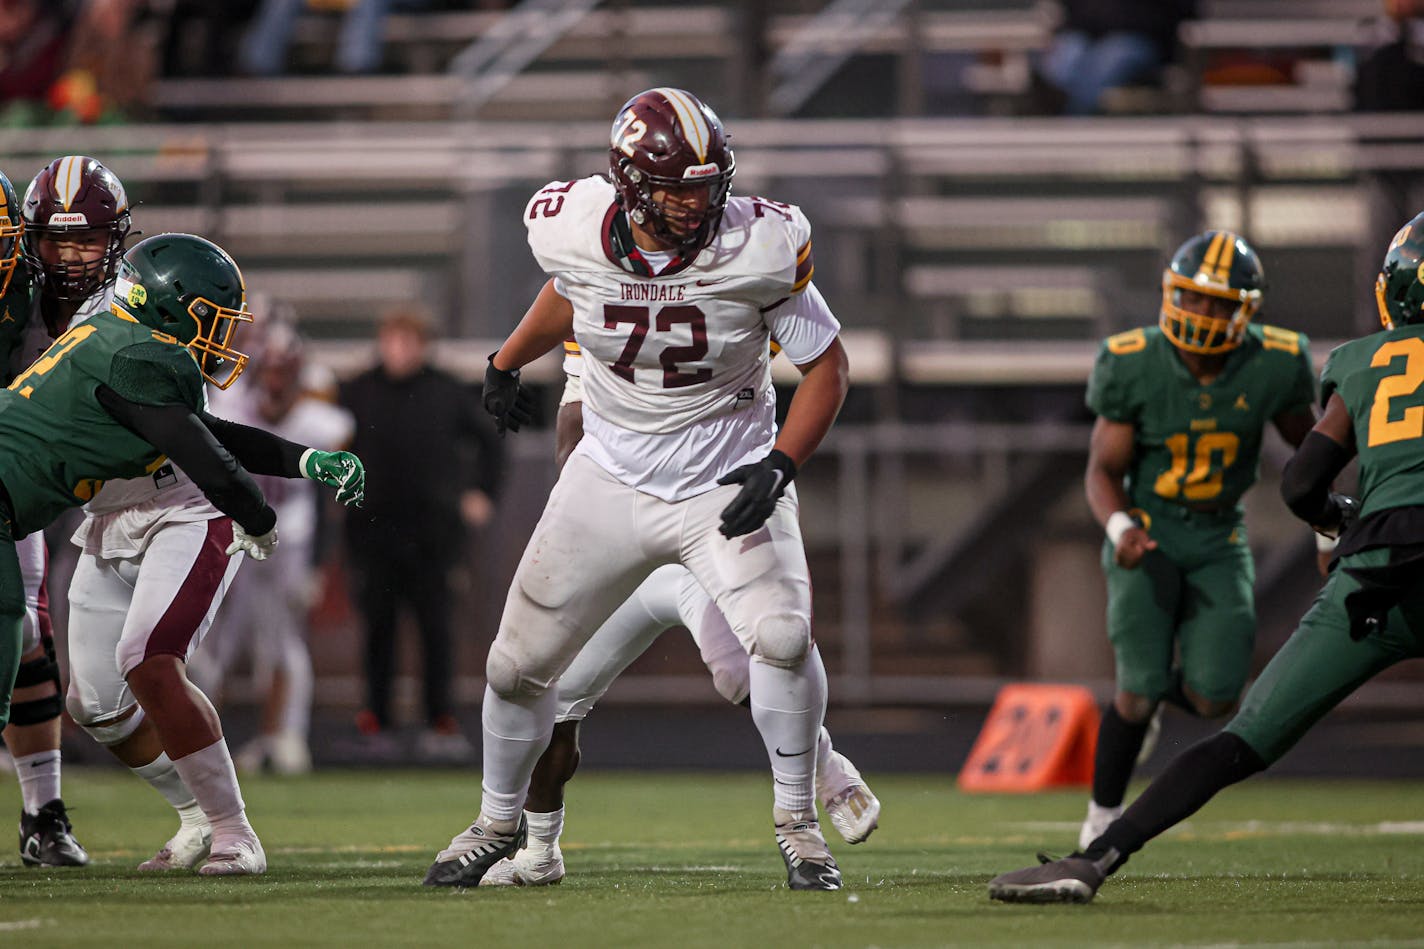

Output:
xmin=749 ymin=647 xmax=828 ymax=815
xmin=132 ymin=752 xmax=207 ymax=828
xmin=479 ymin=685 xmax=556 ymax=824
xmin=525 ymin=807 xmax=564 ymax=851
xmin=172 ymin=739 xmax=252 ymax=842
xmin=14 ymin=750 xmax=61 ymax=814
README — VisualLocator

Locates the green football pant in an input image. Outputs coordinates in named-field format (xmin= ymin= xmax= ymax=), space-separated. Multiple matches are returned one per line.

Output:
xmin=1228 ymin=547 xmax=1424 ymax=765
xmin=1103 ymin=505 xmax=1254 ymax=703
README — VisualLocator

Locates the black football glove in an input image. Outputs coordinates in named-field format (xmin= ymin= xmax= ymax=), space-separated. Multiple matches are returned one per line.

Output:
xmin=1318 ymin=492 xmax=1360 ymax=540
xmin=483 ymin=354 xmax=534 ymax=436
xmin=716 ymin=450 xmax=797 ymax=538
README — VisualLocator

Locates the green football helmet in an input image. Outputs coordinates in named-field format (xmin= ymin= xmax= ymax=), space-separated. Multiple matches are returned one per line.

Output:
xmin=110 ymin=233 xmax=254 ymax=389
xmin=1374 ymin=213 xmax=1424 ymax=330
xmin=1159 ymin=230 xmax=1265 ymax=355
xmin=0 ymin=170 xmax=23 ymax=297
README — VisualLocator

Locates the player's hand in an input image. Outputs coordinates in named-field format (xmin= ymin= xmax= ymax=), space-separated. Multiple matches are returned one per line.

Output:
xmin=302 ymin=449 xmax=366 ymax=507
xmin=483 ymin=355 xmax=534 ymax=436
xmin=1315 ymin=492 xmax=1359 ymax=540
xmin=1113 ymin=526 xmax=1157 ymax=569
xmin=716 ymin=450 xmax=796 ymax=538
xmin=227 ymin=524 xmax=278 ymax=561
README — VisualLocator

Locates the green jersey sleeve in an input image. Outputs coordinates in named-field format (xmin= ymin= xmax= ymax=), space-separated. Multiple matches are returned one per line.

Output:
xmin=1085 ymin=330 xmax=1146 ymax=422
xmin=1281 ymin=334 xmax=1317 ymax=415
xmin=106 ymin=342 xmax=205 ymax=411
xmin=1319 ymin=342 xmax=1346 ymax=408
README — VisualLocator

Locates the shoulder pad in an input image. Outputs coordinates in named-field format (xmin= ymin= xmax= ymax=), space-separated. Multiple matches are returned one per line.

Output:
xmin=524 ymin=176 xmax=616 ymax=276
xmin=107 ymin=340 xmax=204 ymax=409
xmin=721 ymin=195 xmax=814 ymax=295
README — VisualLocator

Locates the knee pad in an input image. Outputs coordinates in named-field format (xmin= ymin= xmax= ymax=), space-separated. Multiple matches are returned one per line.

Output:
xmin=9 ymin=650 xmax=63 ymax=726
xmin=67 ymin=696 xmax=145 ymax=746
xmin=485 ymin=640 xmax=550 ymax=701
xmin=703 ymin=645 xmax=750 ymax=705
xmin=749 ymin=613 xmax=811 ymax=668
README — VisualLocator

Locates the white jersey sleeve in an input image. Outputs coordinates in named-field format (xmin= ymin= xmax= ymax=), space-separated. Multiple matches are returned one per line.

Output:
xmin=763 ymin=281 xmax=839 ymax=365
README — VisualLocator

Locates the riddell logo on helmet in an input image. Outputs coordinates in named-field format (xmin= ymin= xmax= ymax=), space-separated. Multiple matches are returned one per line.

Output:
xmin=47 ymin=212 xmax=88 ymax=226
xmin=683 ymin=163 xmax=720 ymax=179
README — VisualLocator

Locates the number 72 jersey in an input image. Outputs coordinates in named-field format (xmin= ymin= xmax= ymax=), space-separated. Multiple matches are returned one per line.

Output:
xmin=1322 ymin=321 xmax=1424 ymax=517
xmin=525 ymin=175 xmax=815 ymax=435
xmin=1087 ymin=323 xmax=1315 ymax=512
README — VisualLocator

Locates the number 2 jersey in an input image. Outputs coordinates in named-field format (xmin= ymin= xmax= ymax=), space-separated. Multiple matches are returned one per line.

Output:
xmin=0 ymin=309 xmax=207 ymax=538
xmin=525 ymin=175 xmax=840 ymax=501
xmin=1086 ymin=323 xmax=1316 ymax=513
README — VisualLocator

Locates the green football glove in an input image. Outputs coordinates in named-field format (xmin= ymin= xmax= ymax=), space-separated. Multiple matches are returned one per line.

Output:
xmin=302 ymin=449 xmax=366 ymax=507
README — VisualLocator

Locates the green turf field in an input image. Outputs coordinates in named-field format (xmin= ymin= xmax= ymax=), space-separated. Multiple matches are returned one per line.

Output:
xmin=2 ymin=769 xmax=1423 ymax=947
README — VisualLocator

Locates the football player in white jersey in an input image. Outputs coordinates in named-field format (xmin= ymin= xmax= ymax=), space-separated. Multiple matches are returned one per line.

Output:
xmin=482 ymin=343 xmax=879 ymax=887
xmin=426 ymin=88 xmax=851 ymax=891
xmin=197 ymin=314 xmax=355 ymax=775
xmin=23 ymin=159 xmax=364 ymax=877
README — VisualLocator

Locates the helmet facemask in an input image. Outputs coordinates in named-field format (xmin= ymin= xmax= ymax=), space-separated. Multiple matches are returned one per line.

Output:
xmin=1159 ymin=272 xmax=1260 ymax=354
xmin=613 ymin=158 xmax=734 ymax=258
xmin=25 ymin=217 xmax=130 ymax=301
xmin=0 ymin=215 xmax=22 ymax=298
xmin=185 ymin=295 xmax=253 ymax=389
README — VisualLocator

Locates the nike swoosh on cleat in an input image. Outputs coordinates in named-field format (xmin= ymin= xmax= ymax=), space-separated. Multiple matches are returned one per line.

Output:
xmin=774 ymin=746 xmax=811 ymax=757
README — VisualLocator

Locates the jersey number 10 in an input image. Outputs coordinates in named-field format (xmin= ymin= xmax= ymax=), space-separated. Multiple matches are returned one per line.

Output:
xmin=1154 ymin=431 xmax=1240 ymax=502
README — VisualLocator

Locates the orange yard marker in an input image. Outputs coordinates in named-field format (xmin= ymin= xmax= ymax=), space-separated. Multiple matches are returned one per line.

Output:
xmin=957 ymin=684 xmax=1099 ymax=793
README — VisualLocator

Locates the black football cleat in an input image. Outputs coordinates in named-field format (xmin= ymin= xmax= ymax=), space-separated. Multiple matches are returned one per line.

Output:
xmin=20 ymin=799 xmax=90 ymax=867
xmin=422 ymin=814 xmax=527 ymax=888
xmin=774 ymin=808 xmax=842 ymax=891
xmin=987 ymin=851 xmax=1111 ymax=904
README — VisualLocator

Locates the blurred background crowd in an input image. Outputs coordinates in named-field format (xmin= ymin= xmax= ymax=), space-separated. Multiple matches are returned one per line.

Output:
xmin=4 ymin=0 xmax=1424 ymax=774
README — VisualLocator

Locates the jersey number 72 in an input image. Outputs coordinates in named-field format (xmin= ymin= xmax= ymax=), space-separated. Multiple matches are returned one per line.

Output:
xmin=604 ymin=304 xmax=712 ymax=389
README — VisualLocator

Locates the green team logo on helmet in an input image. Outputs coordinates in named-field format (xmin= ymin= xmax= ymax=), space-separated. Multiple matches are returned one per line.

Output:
xmin=111 ymin=233 xmax=254 ymax=389
xmin=1374 ymin=212 xmax=1424 ymax=330
xmin=1159 ymin=230 xmax=1265 ymax=355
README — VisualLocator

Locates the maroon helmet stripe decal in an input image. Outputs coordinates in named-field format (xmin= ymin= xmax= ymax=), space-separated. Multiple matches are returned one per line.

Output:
xmin=144 ymin=518 xmax=232 ymax=662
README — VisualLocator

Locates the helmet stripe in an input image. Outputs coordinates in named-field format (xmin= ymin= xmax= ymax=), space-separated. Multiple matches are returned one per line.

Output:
xmin=1197 ymin=231 xmax=1226 ymax=283
xmin=1213 ymin=230 xmax=1236 ymax=279
xmin=58 ymin=155 xmax=84 ymax=212
xmin=655 ymin=87 xmax=709 ymax=164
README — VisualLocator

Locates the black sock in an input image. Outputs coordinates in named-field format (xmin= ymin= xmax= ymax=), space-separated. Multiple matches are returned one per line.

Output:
xmin=1091 ymin=704 xmax=1151 ymax=808
xmin=1085 ymin=731 xmax=1266 ymax=872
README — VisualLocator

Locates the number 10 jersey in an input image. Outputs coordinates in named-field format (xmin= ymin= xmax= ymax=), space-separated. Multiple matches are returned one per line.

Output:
xmin=526 ymin=175 xmax=839 ymax=501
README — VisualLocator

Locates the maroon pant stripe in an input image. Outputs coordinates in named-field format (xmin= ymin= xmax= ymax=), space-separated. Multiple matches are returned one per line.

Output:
xmin=144 ymin=518 xmax=233 ymax=662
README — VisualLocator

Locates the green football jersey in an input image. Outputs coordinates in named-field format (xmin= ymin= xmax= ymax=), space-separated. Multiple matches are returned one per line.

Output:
xmin=1086 ymin=323 xmax=1316 ymax=512
xmin=0 ymin=271 xmax=34 ymax=385
xmin=1321 ymin=322 xmax=1424 ymax=517
xmin=0 ymin=308 xmax=204 ymax=536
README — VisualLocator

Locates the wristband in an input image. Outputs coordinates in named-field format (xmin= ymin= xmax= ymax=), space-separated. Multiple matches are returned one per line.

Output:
xmin=1315 ymin=531 xmax=1339 ymax=553
xmin=1106 ymin=510 xmax=1138 ymax=546
xmin=298 ymin=447 xmax=316 ymax=479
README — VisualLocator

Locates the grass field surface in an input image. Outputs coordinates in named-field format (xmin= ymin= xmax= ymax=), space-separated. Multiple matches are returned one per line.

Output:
xmin=2 ymin=769 xmax=1423 ymax=947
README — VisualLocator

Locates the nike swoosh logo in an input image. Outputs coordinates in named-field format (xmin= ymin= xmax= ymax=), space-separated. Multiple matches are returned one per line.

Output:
xmin=775 ymin=746 xmax=811 ymax=757
xmin=695 ymin=277 xmax=727 ymax=286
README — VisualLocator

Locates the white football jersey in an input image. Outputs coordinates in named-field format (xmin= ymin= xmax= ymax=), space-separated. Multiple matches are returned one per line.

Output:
xmin=526 ymin=175 xmax=837 ymax=499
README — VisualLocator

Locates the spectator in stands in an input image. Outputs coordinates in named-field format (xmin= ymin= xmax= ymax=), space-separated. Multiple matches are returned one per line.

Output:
xmin=339 ymin=306 xmax=504 ymax=761
xmin=0 ymin=0 xmax=72 ymax=125
xmin=55 ymin=0 xmax=160 ymax=123
xmin=160 ymin=1 xmax=260 ymax=77
xmin=1355 ymin=0 xmax=1424 ymax=111
xmin=241 ymin=0 xmax=433 ymax=76
xmin=1037 ymin=0 xmax=1196 ymax=115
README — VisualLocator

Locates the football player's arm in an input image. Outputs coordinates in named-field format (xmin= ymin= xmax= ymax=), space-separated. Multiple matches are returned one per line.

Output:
xmin=94 ymin=384 xmax=275 ymax=537
xmin=1280 ymin=392 xmax=1357 ymax=535
xmin=1271 ymin=404 xmax=1317 ymax=449
xmin=490 ymin=279 xmax=574 ymax=372
xmin=773 ymin=336 xmax=849 ymax=467
xmin=1085 ymin=416 xmax=1157 ymax=569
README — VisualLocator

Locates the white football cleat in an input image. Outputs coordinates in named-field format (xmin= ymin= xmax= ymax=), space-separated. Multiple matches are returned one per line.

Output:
xmin=774 ymin=807 xmax=842 ymax=891
xmin=197 ymin=834 xmax=267 ymax=876
xmin=817 ymin=751 xmax=881 ymax=845
xmin=268 ymin=730 xmax=313 ymax=776
xmin=138 ymin=822 xmax=213 ymax=871
xmin=478 ymin=843 xmax=565 ymax=887
xmin=1078 ymin=800 xmax=1123 ymax=851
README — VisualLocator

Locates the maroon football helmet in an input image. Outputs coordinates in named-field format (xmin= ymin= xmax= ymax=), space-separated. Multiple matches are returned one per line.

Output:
xmin=608 ymin=88 xmax=735 ymax=257
xmin=22 ymin=155 xmax=132 ymax=301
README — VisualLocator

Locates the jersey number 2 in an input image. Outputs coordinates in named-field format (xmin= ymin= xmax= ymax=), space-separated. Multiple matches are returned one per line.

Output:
xmin=603 ymin=304 xmax=712 ymax=388
xmin=1368 ymin=337 xmax=1424 ymax=447
xmin=8 ymin=324 xmax=98 ymax=398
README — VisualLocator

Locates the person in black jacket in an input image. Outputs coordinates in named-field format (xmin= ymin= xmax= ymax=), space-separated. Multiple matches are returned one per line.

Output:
xmin=1038 ymin=0 xmax=1197 ymax=115
xmin=339 ymin=306 xmax=504 ymax=759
